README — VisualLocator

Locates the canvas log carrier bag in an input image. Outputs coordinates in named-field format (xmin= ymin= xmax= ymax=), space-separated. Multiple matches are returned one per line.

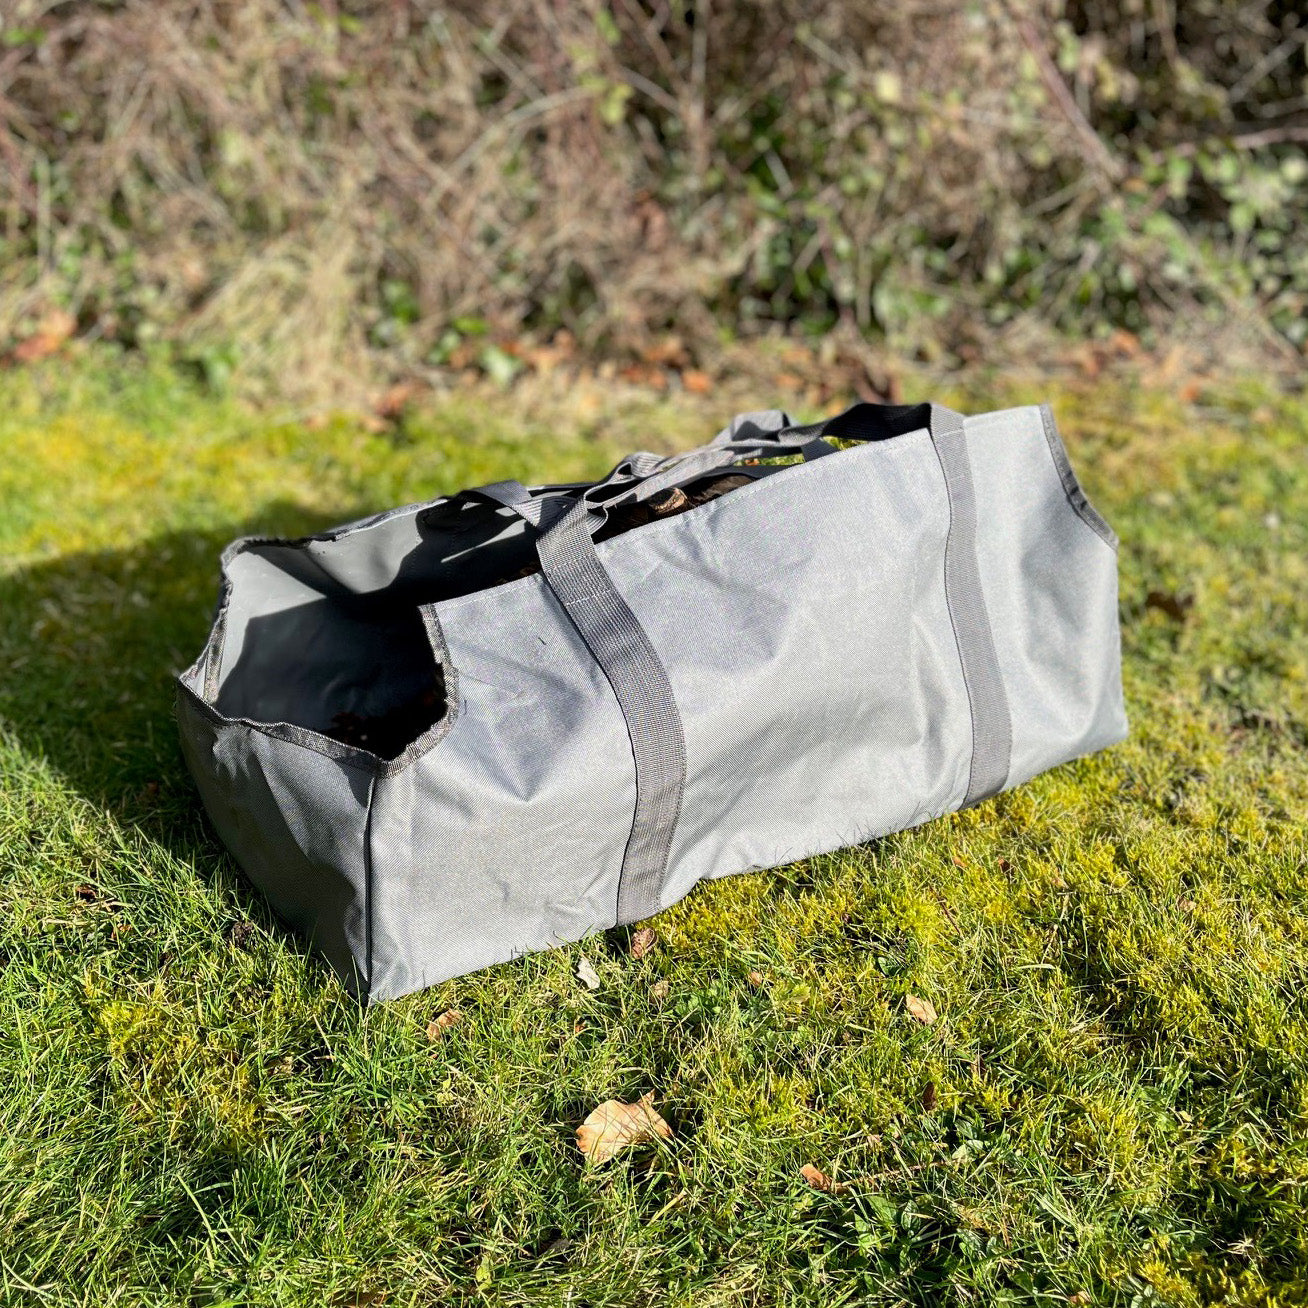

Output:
xmin=176 ymin=400 xmax=1127 ymax=1001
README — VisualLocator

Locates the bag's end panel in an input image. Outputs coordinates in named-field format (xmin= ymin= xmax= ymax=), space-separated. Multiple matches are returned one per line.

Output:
xmin=965 ymin=405 xmax=1128 ymax=788
xmin=176 ymin=681 xmax=376 ymax=999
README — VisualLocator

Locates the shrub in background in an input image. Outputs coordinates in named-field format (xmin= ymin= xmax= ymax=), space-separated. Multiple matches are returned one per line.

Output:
xmin=0 ymin=0 xmax=1304 ymax=397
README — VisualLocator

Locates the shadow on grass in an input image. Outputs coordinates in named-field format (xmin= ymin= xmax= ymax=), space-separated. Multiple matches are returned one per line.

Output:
xmin=0 ymin=500 xmax=372 ymax=938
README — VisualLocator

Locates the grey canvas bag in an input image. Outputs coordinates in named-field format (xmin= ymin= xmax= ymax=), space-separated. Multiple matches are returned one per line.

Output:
xmin=176 ymin=400 xmax=1126 ymax=1001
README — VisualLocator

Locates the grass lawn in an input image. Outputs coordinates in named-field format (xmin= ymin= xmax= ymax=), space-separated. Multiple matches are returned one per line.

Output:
xmin=1 ymin=352 xmax=1306 ymax=1307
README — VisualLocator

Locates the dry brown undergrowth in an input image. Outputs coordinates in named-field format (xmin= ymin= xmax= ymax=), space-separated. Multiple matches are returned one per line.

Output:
xmin=1 ymin=1 xmax=1304 ymax=403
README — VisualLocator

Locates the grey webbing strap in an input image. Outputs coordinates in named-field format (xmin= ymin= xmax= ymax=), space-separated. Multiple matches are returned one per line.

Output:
xmin=928 ymin=405 xmax=1012 ymax=804
xmin=473 ymin=479 xmax=550 ymax=527
xmin=534 ymin=499 xmax=687 ymax=923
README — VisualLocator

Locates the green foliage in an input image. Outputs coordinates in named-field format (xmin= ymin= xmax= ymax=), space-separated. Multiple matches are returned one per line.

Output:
xmin=1 ymin=352 xmax=1307 ymax=1303
xmin=0 ymin=2 xmax=1305 ymax=396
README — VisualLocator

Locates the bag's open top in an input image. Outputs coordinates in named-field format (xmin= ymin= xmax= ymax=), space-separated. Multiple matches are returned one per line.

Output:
xmin=194 ymin=404 xmax=932 ymax=764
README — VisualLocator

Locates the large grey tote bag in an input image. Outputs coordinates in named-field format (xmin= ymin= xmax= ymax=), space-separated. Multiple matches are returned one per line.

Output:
xmin=177 ymin=401 xmax=1126 ymax=1001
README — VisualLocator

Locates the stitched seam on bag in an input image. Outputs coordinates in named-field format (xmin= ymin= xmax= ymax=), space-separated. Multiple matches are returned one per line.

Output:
xmin=1037 ymin=404 xmax=1118 ymax=551
xmin=362 ymin=769 xmax=377 ymax=1003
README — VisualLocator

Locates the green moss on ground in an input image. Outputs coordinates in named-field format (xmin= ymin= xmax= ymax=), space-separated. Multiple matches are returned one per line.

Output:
xmin=0 ymin=353 xmax=1305 ymax=1306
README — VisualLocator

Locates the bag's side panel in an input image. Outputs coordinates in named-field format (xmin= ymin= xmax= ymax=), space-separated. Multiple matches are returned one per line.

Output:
xmin=623 ymin=430 xmax=972 ymax=902
xmin=365 ymin=602 xmax=634 ymax=1000
xmin=366 ymin=431 xmax=974 ymax=1000
xmin=176 ymin=684 xmax=375 ymax=995
xmin=965 ymin=406 xmax=1127 ymax=788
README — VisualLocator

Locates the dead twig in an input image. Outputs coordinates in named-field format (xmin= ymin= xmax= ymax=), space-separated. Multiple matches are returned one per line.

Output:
xmin=1012 ymin=13 xmax=1123 ymax=183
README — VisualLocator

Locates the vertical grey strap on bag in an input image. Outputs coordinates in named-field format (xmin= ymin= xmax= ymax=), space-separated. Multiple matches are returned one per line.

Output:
xmin=471 ymin=478 xmax=687 ymax=923
xmin=926 ymin=404 xmax=1013 ymax=804
xmin=535 ymin=500 xmax=687 ymax=923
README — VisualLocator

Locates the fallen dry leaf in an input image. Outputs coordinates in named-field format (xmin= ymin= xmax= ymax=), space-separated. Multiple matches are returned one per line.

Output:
xmin=576 ymin=955 xmax=601 ymax=991
xmin=649 ymin=978 xmax=670 ymax=1003
xmin=374 ymin=382 xmax=423 ymax=421
xmin=12 ymin=309 xmax=76 ymax=364
xmin=618 ymin=363 xmax=668 ymax=390
xmin=1146 ymin=589 xmax=1194 ymax=623
xmin=747 ymin=969 xmax=765 ymax=989
xmin=1072 ymin=343 xmax=1102 ymax=379
xmin=799 ymin=1163 xmax=848 ymax=1194
xmin=1107 ymin=327 xmax=1142 ymax=358
xmin=426 ymin=1009 xmax=461 ymax=1041
xmin=641 ymin=336 xmax=688 ymax=368
xmin=629 ymin=927 xmax=657 ymax=959
xmin=921 ymin=1081 xmax=938 ymax=1112
xmin=906 ymin=994 xmax=938 ymax=1025
xmin=681 ymin=368 xmax=713 ymax=394
xmin=576 ymin=1093 xmax=672 ymax=1164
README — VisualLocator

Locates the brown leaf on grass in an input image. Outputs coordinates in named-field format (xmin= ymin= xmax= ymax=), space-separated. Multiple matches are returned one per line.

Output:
xmin=617 ymin=363 xmax=668 ymax=390
xmin=681 ymin=368 xmax=713 ymax=394
xmin=426 ymin=1009 xmax=461 ymax=1041
xmin=747 ymin=969 xmax=765 ymax=989
xmin=1071 ymin=343 xmax=1103 ymax=379
xmin=374 ymin=382 xmax=422 ymax=421
xmin=641 ymin=336 xmax=688 ymax=368
xmin=1107 ymin=328 xmax=1141 ymax=358
xmin=12 ymin=309 xmax=76 ymax=364
xmin=576 ymin=1093 xmax=672 ymax=1164
xmin=576 ymin=955 xmax=601 ymax=991
xmin=649 ymin=978 xmax=670 ymax=1003
xmin=629 ymin=927 xmax=657 ymax=959
xmin=906 ymin=994 xmax=937 ymax=1025
xmin=921 ymin=1081 xmax=938 ymax=1112
xmin=799 ymin=1163 xmax=848 ymax=1194
xmin=1146 ymin=589 xmax=1194 ymax=623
